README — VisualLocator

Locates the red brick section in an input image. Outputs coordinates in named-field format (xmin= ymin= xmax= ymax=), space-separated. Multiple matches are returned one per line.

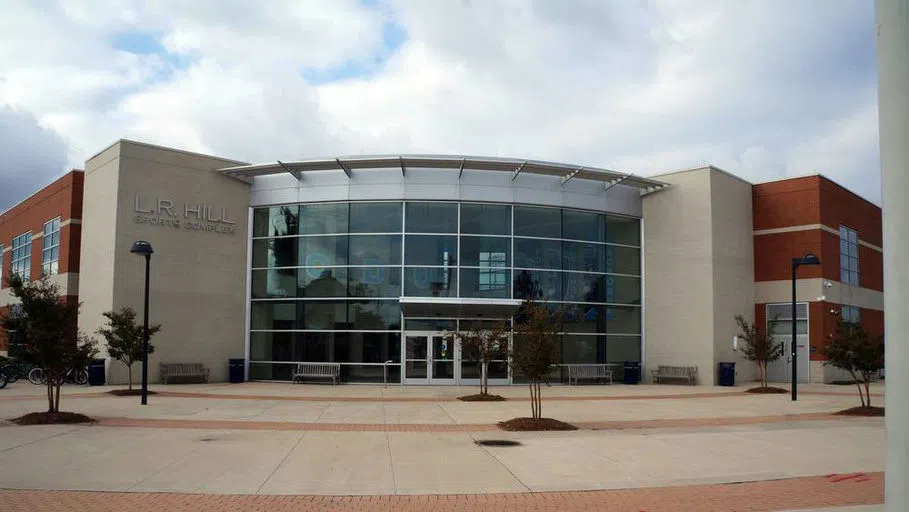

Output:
xmin=0 ymin=472 xmax=884 ymax=512
xmin=753 ymin=175 xmax=822 ymax=231
xmin=753 ymin=230 xmax=824 ymax=282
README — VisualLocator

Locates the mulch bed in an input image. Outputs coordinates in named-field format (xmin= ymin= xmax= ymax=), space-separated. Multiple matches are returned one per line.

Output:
xmin=745 ymin=386 xmax=789 ymax=394
xmin=458 ymin=394 xmax=507 ymax=402
xmin=834 ymin=406 xmax=884 ymax=417
xmin=498 ymin=417 xmax=578 ymax=431
xmin=108 ymin=389 xmax=159 ymax=397
xmin=11 ymin=412 xmax=96 ymax=425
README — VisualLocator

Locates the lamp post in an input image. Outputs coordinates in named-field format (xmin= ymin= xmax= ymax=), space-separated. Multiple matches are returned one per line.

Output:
xmin=130 ymin=241 xmax=154 ymax=405
xmin=790 ymin=253 xmax=820 ymax=401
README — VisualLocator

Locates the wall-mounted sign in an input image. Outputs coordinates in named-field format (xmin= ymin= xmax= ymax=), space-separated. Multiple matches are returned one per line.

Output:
xmin=133 ymin=192 xmax=237 ymax=234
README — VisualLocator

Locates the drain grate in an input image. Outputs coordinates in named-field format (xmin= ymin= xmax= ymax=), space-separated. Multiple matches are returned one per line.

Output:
xmin=475 ymin=440 xmax=522 ymax=447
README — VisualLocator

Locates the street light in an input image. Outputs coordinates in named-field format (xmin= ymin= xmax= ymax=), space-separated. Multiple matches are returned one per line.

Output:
xmin=130 ymin=241 xmax=154 ymax=405
xmin=790 ymin=252 xmax=820 ymax=401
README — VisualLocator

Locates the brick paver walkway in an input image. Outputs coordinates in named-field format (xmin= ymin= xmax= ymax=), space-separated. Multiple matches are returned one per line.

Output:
xmin=82 ymin=411 xmax=846 ymax=432
xmin=1 ymin=472 xmax=883 ymax=511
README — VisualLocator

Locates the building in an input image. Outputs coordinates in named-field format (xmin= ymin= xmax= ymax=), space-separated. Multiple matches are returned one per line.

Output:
xmin=0 ymin=140 xmax=884 ymax=386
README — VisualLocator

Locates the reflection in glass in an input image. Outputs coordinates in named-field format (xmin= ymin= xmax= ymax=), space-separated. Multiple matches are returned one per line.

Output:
xmin=299 ymin=301 xmax=347 ymax=330
xmin=348 ymin=300 xmax=401 ymax=330
xmin=513 ymin=270 xmax=561 ymax=300
xmin=297 ymin=267 xmax=347 ymax=297
xmin=348 ymin=267 xmax=402 ymax=298
xmin=606 ymin=215 xmax=640 ymax=246
xmin=406 ymin=202 xmax=457 ymax=233
xmin=604 ymin=275 xmax=642 ymax=305
xmin=562 ymin=335 xmax=604 ymax=364
xmin=349 ymin=235 xmax=402 ymax=265
xmin=251 ymin=237 xmax=298 ymax=268
xmin=460 ymin=236 xmax=510 ymax=267
xmin=460 ymin=203 xmax=510 ymax=235
xmin=349 ymin=202 xmax=402 ymax=233
xmin=562 ymin=241 xmax=605 ymax=272
xmin=514 ymin=206 xmax=561 ymax=238
xmin=562 ymin=304 xmax=606 ymax=333
xmin=298 ymin=235 xmax=348 ymax=267
xmin=253 ymin=206 xmax=299 ymax=237
xmin=405 ymin=319 xmax=457 ymax=331
xmin=251 ymin=268 xmax=296 ymax=298
xmin=300 ymin=203 xmax=348 ymax=234
xmin=563 ymin=272 xmax=606 ymax=302
xmin=562 ymin=210 xmax=604 ymax=242
xmin=606 ymin=335 xmax=641 ymax=363
xmin=404 ymin=267 xmax=457 ymax=297
xmin=514 ymin=238 xmax=561 ymax=269
xmin=606 ymin=306 xmax=641 ymax=334
xmin=404 ymin=235 xmax=457 ymax=266
xmin=251 ymin=301 xmax=297 ymax=330
xmin=460 ymin=268 xmax=510 ymax=298
xmin=606 ymin=245 xmax=641 ymax=275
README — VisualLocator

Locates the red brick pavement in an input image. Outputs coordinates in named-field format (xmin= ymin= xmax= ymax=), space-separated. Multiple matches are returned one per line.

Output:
xmin=0 ymin=472 xmax=884 ymax=511
xmin=83 ymin=411 xmax=851 ymax=433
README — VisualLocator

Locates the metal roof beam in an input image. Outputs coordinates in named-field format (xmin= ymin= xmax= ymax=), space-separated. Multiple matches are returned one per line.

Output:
xmin=458 ymin=158 xmax=466 ymax=179
xmin=604 ymin=174 xmax=631 ymax=192
xmin=399 ymin=156 xmax=406 ymax=177
xmin=511 ymin=161 xmax=528 ymax=181
xmin=335 ymin=158 xmax=351 ymax=179
xmin=561 ymin=167 xmax=584 ymax=186
xmin=639 ymin=184 xmax=668 ymax=196
xmin=277 ymin=160 xmax=301 ymax=181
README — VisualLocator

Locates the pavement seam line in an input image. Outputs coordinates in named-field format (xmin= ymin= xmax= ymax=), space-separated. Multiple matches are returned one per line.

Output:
xmin=124 ymin=430 xmax=212 ymax=492
xmin=0 ymin=425 xmax=86 ymax=454
xmin=467 ymin=430 xmax=533 ymax=493
xmin=255 ymin=430 xmax=306 ymax=495
xmin=381 ymin=401 xmax=398 ymax=494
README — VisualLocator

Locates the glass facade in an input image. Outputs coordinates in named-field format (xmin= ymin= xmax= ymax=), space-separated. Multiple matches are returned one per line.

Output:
xmin=249 ymin=201 xmax=642 ymax=383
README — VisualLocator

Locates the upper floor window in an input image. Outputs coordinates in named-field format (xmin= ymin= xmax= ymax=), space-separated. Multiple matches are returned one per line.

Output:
xmin=841 ymin=305 xmax=860 ymax=324
xmin=839 ymin=225 xmax=859 ymax=286
xmin=42 ymin=217 xmax=61 ymax=276
xmin=11 ymin=232 xmax=32 ymax=281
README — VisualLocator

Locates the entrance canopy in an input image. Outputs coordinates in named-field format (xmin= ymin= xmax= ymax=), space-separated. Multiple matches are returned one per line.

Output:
xmin=399 ymin=297 xmax=522 ymax=319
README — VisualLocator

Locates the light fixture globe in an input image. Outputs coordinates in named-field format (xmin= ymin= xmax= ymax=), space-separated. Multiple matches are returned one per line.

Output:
xmin=130 ymin=240 xmax=154 ymax=256
xmin=800 ymin=253 xmax=821 ymax=266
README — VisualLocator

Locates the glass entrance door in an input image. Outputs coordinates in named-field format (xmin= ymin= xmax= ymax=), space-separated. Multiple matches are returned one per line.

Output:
xmin=403 ymin=332 xmax=457 ymax=384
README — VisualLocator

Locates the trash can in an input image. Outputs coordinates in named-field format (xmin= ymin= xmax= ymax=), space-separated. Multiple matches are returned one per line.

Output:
xmin=718 ymin=362 xmax=736 ymax=387
xmin=88 ymin=359 xmax=106 ymax=386
xmin=228 ymin=358 xmax=245 ymax=383
xmin=623 ymin=361 xmax=641 ymax=384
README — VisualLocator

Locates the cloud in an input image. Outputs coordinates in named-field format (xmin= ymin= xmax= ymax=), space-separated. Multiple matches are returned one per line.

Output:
xmin=0 ymin=0 xmax=882 ymax=206
xmin=0 ymin=107 xmax=70 ymax=212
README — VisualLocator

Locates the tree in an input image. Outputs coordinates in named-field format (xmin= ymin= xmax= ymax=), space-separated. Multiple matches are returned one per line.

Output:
xmin=97 ymin=307 xmax=161 ymax=390
xmin=0 ymin=275 xmax=97 ymax=413
xmin=443 ymin=321 xmax=509 ymax=396
xmin=511 ymin=300 xmax=561 ymax=420
xmin=824 ymin=320 xmax=884 ymax=408
xmin=735 ymin=314 xmax=784 ymax=388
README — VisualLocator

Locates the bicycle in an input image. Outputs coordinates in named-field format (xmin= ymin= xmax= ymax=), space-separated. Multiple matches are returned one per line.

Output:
xmin=1 ymin=361 xmax=32 ymax=384
xmin=0 ymin=373 xmax=7 ymax=389
xmin=27 ymin=367 xmax=88 ymax=386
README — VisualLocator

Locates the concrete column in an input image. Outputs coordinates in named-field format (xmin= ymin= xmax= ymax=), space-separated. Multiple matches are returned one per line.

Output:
xmin=877 ymin=0 xmax=909 ymax=509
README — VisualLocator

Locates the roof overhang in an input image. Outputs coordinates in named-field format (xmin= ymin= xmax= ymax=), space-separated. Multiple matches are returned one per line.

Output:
xmin=399 ymin=297 xmax=522 ymax=318
xmin=218 ymin=154 xmax=669 ymax=195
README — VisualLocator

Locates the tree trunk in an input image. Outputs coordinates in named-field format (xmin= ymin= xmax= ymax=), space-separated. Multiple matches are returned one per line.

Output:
xmin=128 ymin=364 xmax=133 ymax=391
xmin=851 ymin=371 xmax=865 ymax=407
xmin=480 ymin=362 xmax=487 ymax=395
xmin=54 ymin=382 xmax=62 ymax=413
xmin=46 ymin=381 xmax=54 ymax=413
xmin=864 ymin=379 xmax=871 ymax=407
xmin=536 ymin=382 xmax=542 ymax=419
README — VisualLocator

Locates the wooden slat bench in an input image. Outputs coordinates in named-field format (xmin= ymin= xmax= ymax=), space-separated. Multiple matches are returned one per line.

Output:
xmin=293 ymin=362 xmax=341 ymax=385
xmin=566 ymin=364 xmax=614 ymax=385
xmin=650 ymin=365 xmax=698 ymax=385
xmin=160 ymin=363 xmax=210 ymax=384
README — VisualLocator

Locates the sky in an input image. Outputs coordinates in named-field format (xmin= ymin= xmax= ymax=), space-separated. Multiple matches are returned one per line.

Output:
xmin=0 ymin=0 xmax=882 ymax=211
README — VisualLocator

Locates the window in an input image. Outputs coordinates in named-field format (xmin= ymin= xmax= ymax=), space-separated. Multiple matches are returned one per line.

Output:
xmin=767 ymin=303 xmax=808 ymax=335
xmin=11 ymin=232 xmax=31 ymax=281
xmin=405 ymin=202 xmax=457 ymax=233
xmin=839 ymin=225 xmax=859 ymax=286
xmin=42 ymin=217 xmax=61 ymax=276
xmin=842 ymin=305 xmax=860 ymax=324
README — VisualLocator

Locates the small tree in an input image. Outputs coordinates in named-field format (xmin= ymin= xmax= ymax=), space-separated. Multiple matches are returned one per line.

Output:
xmin=511 ymin=301 xmax=561 ymax=420
xmin=735 ymin=314 xmax=784 ymax=388
xmin=97 ymin=307 xmax=161 ymax=390
xmin=824 ymin=320 xmax=884 ymax=408
xmin=443 ymin=321 xmax=509 ymax=396
xmin=0 ymin=275 xmax=97 ymax=413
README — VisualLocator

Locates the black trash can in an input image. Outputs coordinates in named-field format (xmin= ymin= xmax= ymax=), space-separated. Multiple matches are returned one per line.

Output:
xmin=228 ymin=358 xmax=245 ymax=383
xmin=718 ymin=362 xmax=736 ymax=387
xmin=623 ymin=361 xmax=641 ymax=384
xmin=88 ymin=359 xmax=106 ymax=386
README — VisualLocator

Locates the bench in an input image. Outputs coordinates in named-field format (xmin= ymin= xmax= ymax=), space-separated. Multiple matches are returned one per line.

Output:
xmin=566 ymin=364 xmax=613 ymax=385
xmin=650 ymin=365 xmax=698 ymax=385
xmin=293 ymin=362 xmax=341 ymax=385
xmin=160 ymin=363 xmax=209 ymax=384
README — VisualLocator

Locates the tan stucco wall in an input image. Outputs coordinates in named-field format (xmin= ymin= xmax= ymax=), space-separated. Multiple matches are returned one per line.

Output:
xmin=709 ymin=170 xmax=758 ymax=384
xmin=643 ymin=169 xmax=716 ymax=384
xmin=80 ymin=140 xmax=250 ymax=385
xmin=755 ymin=278 xmax=884 ymax=310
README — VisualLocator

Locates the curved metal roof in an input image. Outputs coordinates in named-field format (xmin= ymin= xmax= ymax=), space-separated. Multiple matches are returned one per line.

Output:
xmin=218 ymin=154 xmax=667 ymax=195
